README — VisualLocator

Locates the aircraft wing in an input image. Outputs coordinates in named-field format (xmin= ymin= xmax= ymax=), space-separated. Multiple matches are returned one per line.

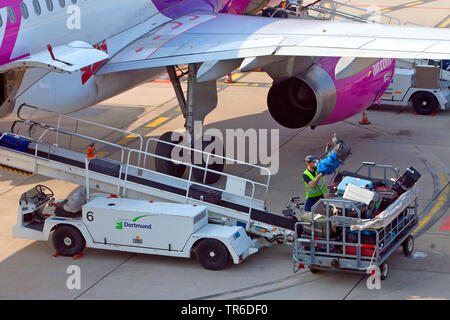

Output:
xmin=0 ymin=41 xmax=109 ymax=74
xmin=98 ymin=12 xmax=450 ymax=76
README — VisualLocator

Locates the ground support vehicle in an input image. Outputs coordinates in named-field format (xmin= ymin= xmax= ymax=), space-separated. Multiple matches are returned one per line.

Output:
xmin=380 ymin=64 xmax=450 ymax=115
xmin=12 ymin=184 xmax=260 ymax=270
xmin=293 ymin=163 xmax=419 ymax=279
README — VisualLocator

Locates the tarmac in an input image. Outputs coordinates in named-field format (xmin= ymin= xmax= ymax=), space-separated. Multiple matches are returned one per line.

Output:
xmin=0 ymin=0 xmax=449 ymax=300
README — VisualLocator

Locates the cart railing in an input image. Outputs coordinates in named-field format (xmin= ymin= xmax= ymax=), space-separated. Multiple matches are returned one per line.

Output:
xmin=354 ymin=162 xmax=400 ymax=181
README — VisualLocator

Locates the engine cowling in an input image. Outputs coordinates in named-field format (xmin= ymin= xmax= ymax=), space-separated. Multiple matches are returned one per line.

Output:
xmin=267 ymin=57 xmax=395 ymax=129
xmin=268 ymin=63 xmax=336 ymax=128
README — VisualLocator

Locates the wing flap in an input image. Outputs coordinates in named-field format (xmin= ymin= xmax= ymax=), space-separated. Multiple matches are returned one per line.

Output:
xmin=0 ymin=41 xmax=109 ymax=74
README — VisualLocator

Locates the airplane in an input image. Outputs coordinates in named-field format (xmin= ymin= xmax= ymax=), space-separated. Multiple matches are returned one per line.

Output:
xmin=0 ymin=0 xmax=449 ymax=184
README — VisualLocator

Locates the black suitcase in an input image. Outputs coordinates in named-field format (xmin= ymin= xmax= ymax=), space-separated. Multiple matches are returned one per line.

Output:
xmin=345 ymin=229 xmax=377 ymax=245
xmin=396 ymin=167 xmax=421 ymax=189
xmin=89 ymin=158 xmax=121 ymax=178
xmin=188 ymin=184 xmax=222 ymax=204
xmin=375 ymin=187 xmax=398 ymax=211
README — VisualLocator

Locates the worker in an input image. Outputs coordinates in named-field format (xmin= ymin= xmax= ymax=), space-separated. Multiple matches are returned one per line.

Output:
xmin=302 ymin=155 xmax=327 ymax=211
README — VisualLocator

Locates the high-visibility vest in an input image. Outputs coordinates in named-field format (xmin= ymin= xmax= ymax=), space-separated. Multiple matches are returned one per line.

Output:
xmin=303 ymin=169 xmax=327 ymax=199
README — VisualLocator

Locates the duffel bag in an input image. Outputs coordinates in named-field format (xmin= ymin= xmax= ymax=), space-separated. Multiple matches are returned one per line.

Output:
xmin=300 ymin=212 xmax=336 ymax=238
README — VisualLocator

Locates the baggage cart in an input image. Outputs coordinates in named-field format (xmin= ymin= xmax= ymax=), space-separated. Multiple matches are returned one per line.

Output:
xmin=293 ymin=162 xmax=419 ymax=280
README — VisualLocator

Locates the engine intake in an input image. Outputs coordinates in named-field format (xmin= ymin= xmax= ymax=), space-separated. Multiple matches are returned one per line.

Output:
xmin=267 ymin=64 xmax=336 ymax=128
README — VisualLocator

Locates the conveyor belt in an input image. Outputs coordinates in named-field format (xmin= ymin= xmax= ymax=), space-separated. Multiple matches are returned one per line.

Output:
xmin=12 ymin=147 xmax=296 ymax=231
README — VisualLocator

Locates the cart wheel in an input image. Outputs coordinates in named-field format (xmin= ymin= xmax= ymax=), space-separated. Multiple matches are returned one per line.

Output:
xmin=402 ymin=235 xmax=414 ymax=256
xmin=52 ymin=225 xmax=86 ymax=257
xmin=309 ymin=266 xmax=320 ymax=274
xmin=196 ymin=239 xmax=229 ymax=270
xmin=380 ymin=263 xmax=388 ymax=280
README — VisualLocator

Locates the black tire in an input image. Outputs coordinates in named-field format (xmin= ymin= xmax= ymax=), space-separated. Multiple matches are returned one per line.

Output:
xmin=380 ymin=262 xmax=388 ymax=280
xmin=52 ymin=225 xmax=86 ymax=257
xmin=196 ymin=239 xmax=229 ymax=270
xmin=155 ymin=131 xmax=187 ymax=178
xmin=411 ymin=92 xmax=439 ymax=115
xmin=402 ymin=235 xmax=414 ymax=256
xmin=192 ymin=137 xmax=224 ymax=185
xmin=309 ymin=266 xmax=320 ymax=273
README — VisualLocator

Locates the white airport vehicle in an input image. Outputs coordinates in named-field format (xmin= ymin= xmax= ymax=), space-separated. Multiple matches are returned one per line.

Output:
xmin=379 ymin=64 xmax=450 ymax=115
xmin=12 ymin=184 xmax=258 ymax=270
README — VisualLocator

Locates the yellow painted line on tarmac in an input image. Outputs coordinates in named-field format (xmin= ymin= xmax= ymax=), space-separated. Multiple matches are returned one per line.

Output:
xmin=413 ymin=172 xmax=449 ymax=235
xmin=404 ymin=1 xmax=424 ymax=7
xmin=231 ymin=73 xmax=244 ymax=81
xmin=438 ymin=19 xmax=449 ymax=28
xmin=117 ymin=134 xmax=137 ymax=145
xmin=217 ymin=81 xmax=250 ymax=86
xmin=146 ymin=117 xmax=169 ymax=128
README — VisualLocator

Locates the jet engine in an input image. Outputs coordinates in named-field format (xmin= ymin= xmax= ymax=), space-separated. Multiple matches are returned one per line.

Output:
xmin=267 ymin=63 xmax=336 ymax=128
xmin=267 ymin=57 xmax=395 ymax=129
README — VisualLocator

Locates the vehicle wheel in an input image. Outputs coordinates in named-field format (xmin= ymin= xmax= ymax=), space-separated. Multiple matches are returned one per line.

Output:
xmin=192 ymin=137 xmax=224 ymax=185
xmin=309 ymin=266 xmax=320 ymax=273
xmin=402 ymin=235 xmax=414 ymax=256
xmin=380 ymin=262 xmax=388 ymax=280
xmin=196 ymin=239 xmax=229 ymax=270
xmin=52 ymin=225 xmax=86 ymax=257
xmin=411 ymin=92 xmax=439 ymax=115
xmin=155 ymin=131 xmax=187 ymax=178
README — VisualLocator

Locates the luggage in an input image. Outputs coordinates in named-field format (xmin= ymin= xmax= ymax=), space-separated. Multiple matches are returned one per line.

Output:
xmin=375 ymin=187 xmax=398 ymax=211
xmin=188 ymin=184 xmax=222 ymax=204
xmin=333 ymin=171 xmax=385 ymax=188
xmin=311 ymin=199 xmax=373 ymax=219
xmin=317 ymin=150 xmax=342 ymax=175
xmin=0 ymin=135 xmax=29 ymax=152
xmin=345 ymin=244 xmax=376 ymax=257
xmin=325 ymin=136 xmax=352 ymax=162
xmin=332 ymin=140 xmax=352 ymax=162
xmin=300 ymin=235 xmax=340 ymax=253
xmin=300 ymin=212 xmax=336 ymax=238
xmin=337 ymin=176 xmax=373 ymax=195
xmin=89 ymin=158 xmax=121 ymax=177
xmin=345 ymin=228 xmax=377 ymax=245
xmin=396 ymin=167 xmax=421 ymax=190
xmin=343 ymin=183 xmax=379 ymax=205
